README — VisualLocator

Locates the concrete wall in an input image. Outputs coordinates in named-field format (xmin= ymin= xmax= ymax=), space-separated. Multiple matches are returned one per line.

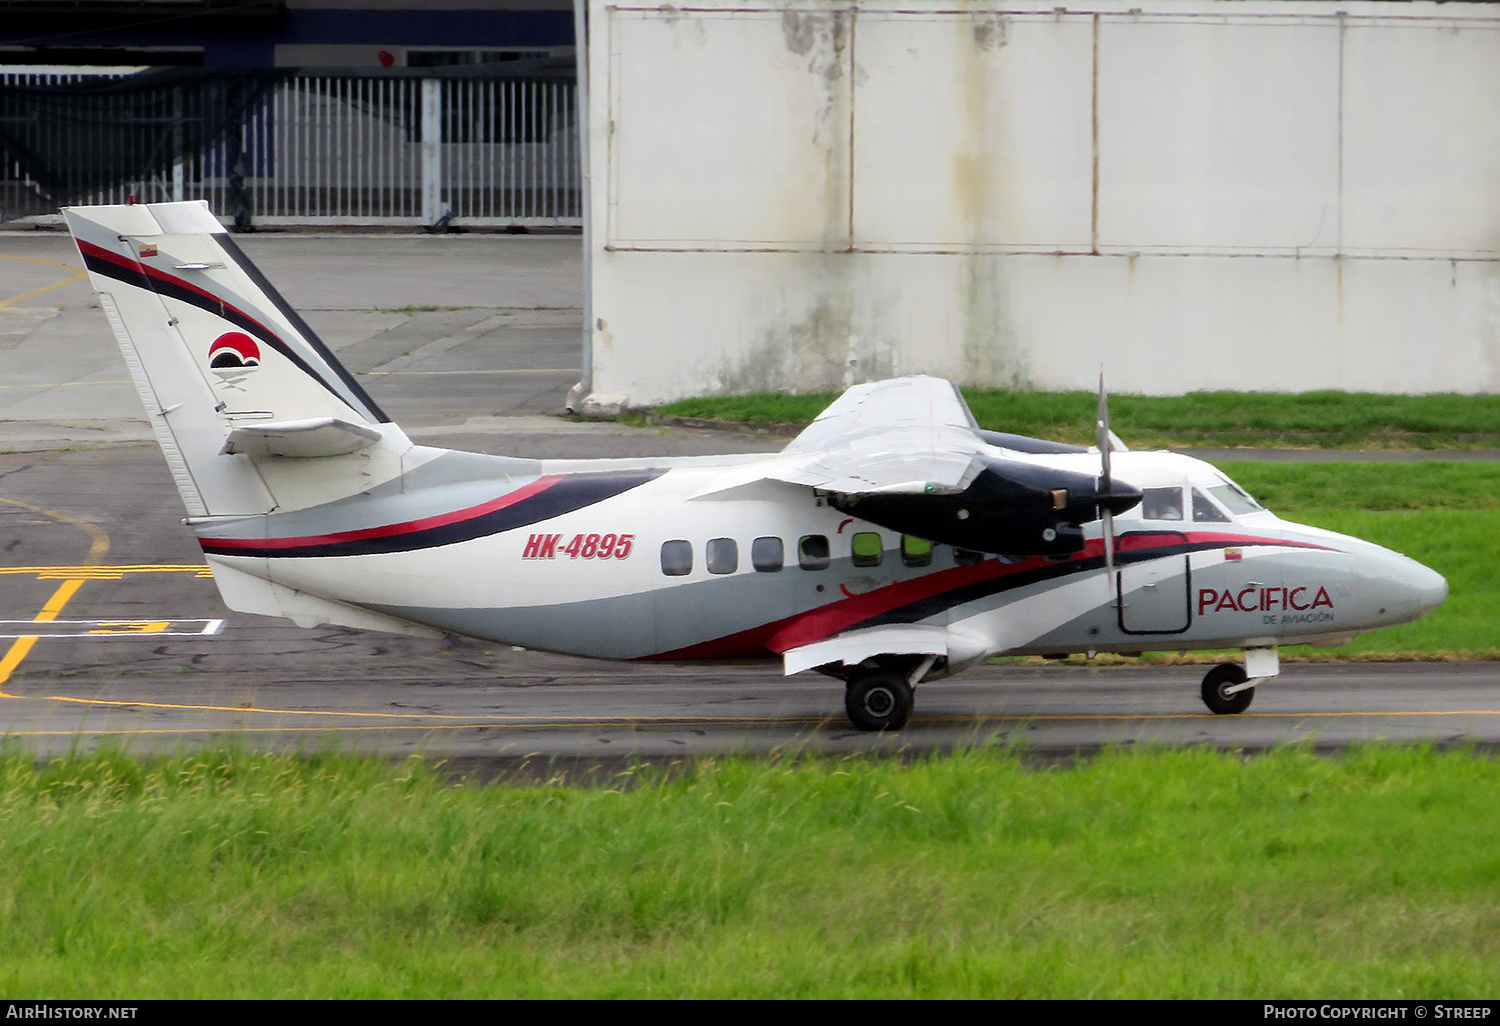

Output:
xmin=585 ymin=0 xmax=1500 ymax=404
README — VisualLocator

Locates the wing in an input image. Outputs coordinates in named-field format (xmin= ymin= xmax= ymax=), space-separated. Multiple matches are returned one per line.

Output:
xmin=693 ymin=375 xmax=1141 ymax=556
xmin=775 ymin=376 xmax=987 ymax=494
xmin=692 ymin=376 xmax=988 ymax=499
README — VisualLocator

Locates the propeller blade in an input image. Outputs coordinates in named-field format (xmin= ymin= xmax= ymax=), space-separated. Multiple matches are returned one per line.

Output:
xmin=1103 ymin=508 xmax=1116 ymax=601
xmin=1097 ymin=369 xmax=1119 ymax=607
xmin=1096 ymin=370 xmax=1112 ymax=493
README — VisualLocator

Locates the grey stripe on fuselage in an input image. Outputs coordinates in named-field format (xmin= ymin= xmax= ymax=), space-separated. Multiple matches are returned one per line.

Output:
xmin=405 ymin=449 xmax=544 ymax=489
xmin=195 ymin=450 xmax=547 ymax=540
xmin=1015 ymin=546 xmax=1358 ymax=653
xmin=361 ymin=551 xmax=959 ymax=659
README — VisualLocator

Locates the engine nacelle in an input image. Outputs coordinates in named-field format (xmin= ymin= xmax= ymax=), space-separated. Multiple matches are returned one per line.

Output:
xmin=831 ymin=456 xmax=1142 ymax=556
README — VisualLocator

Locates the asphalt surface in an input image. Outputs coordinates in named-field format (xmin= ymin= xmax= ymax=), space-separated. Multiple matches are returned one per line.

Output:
xmin=1 ymin=229 xmax=1496 ymax=768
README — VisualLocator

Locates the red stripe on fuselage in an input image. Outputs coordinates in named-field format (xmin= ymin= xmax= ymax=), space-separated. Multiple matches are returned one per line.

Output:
xmin=1132 ymin=530 xmax=1338 ymax=554
xmin=645 ymin=529 xmax=1343 ymax=661
xmin=201 ymin=475 xmax=565 ymax=552
xmin=649 ymin=554 xmax=1041 ymax=661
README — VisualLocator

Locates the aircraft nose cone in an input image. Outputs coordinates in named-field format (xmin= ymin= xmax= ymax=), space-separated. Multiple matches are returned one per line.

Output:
xmin=1408 ymin=561 xmax=1449 ymax=620
xmin=1376 ymin=550 xmax=1448 ymax=624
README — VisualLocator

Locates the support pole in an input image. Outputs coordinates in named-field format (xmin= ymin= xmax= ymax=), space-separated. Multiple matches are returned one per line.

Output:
xmin=567 ymin=0 xmax=594 ymax=411
xmin=420 ymin=78 xmax=443 ymax=227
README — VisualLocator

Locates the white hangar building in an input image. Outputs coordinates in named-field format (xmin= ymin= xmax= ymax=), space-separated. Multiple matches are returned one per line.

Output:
xmin=579 ymin=0 xmax=1500 ymax=405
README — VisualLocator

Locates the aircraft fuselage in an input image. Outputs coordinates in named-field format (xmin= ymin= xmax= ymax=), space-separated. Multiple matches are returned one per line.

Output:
xmin=198 ymin=447 xmax=1447 ymax=670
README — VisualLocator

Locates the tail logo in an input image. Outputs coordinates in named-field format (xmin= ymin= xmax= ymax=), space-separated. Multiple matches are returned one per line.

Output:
xmin=209 ymin=332 xmax=261 ymax=369
xmin=208 ymin=332 xmax=261 ymax=390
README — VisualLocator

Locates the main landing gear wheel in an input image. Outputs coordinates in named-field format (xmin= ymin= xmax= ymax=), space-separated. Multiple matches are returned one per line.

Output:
xmin=845 ymin=672 xmax=914 ymax=732
xmin=1201 ymin=662 xmax=1254 ymax=715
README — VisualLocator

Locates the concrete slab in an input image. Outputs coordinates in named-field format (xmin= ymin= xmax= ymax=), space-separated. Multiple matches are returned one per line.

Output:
xmin=0 ymin=230 xmax=589 ymax=451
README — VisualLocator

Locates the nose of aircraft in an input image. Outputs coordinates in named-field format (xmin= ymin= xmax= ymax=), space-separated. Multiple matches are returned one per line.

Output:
xmin=1407 ymin=559 xmax=1449 ymax=620
xmin=1376 ymin=547 xmax=1449 ymax=624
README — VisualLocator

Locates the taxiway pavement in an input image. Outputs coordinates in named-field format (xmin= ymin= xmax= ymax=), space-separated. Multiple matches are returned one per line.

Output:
xmin=1 ymin=230 xmax=1496 ymax=768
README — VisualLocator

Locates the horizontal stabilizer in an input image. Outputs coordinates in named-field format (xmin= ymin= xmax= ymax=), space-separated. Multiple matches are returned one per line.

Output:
xmin=220 ymin=417 xmax=383 ymax=458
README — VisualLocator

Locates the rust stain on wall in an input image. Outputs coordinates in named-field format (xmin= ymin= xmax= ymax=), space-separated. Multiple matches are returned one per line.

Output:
xmin=955 ymin=10 xmax=1029 ymax=388
xmin=718 ymin=290 xmax=896 ymax=395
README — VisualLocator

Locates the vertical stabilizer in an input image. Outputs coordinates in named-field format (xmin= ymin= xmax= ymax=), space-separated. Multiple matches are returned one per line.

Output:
xmin=64 ymin=201 xmax=410 ymax=516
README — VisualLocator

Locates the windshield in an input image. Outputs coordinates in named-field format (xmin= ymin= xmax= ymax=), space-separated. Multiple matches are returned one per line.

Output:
xmin=1191 ymin=488 xmax=1230 ymax=523
xmin=1207 ymin=475 xmax=1264 ymax=515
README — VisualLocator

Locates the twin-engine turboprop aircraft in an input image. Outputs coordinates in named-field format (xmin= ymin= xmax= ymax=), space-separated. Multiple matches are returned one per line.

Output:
xmin=62 ymin=201 xmax=1448 ymax=730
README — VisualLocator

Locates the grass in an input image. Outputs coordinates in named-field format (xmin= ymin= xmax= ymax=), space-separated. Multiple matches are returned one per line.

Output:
xmin=653 ymin=389 xmax=1500 ymax=449
xmin=1224 ymin=461 xmax=1500 ymax=512
xmin=374 ymin=304 xmax=580 ymax=314
xmin=373 ymin=304 xmax=482 ymax=314
xmin=4 ymin=744 xmax=1500 ymax=997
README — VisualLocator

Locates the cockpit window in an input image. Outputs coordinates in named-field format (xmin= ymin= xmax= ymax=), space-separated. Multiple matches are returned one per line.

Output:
xmin=1208 ymin=476 xmax=1263 ymax=514
xmin=1140 ymin=486 xmax=1184 ymax=522
xmin=1192 ymin=488 xmax=1231 ymax=523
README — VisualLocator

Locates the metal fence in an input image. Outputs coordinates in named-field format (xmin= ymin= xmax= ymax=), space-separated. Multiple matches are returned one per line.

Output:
xmin=1 ymin=69 xmax=581 ymax=227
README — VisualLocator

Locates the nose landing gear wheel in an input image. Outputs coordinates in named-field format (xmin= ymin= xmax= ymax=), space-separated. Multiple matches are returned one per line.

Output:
xmin=845 ymin=672 xmax=914 ymax=732
xmin=1201 ymin=662 xmax=1254 ymax=715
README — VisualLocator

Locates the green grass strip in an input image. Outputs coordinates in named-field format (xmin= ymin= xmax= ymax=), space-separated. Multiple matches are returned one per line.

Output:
xmin=1223 ymin=461 xmax=1500 ymax=511
xmin=4 ymin=745 xmax=1500 ymax=998
xmin=654 ymin=389 xmax=1500 ymax=449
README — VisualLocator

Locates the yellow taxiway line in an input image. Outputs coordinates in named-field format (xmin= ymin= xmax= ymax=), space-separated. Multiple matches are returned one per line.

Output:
xmin=0 ymin=565 xmax=212 ymax=579
xmin=14 ymin=696 xmax=1500 ymax=731
xmin=0 ymin=501 xmax=111 ymax=693
xmin=0 ymin=581 xmax=85 ymax=692
xmin=0 ymin=254 xmax=88 ymax=312
xmin=40 ymin=694 xmax=510 ymax=720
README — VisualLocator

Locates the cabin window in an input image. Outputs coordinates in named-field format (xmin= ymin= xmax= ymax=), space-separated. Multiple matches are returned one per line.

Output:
xmin=1192 ymin=488 xmax=1231 ymax=523
xmin=660 ymin=539 xmax=693 ymax=576
xmin=851 ymin=531 xmax=883 ymax=568
xmin=706 ymin=537 xmax=738 ymax=575
xmin=902 ymin=535 xmax=933 ymax=567
xmin=752 ymin=536 xmax=783 ymax=572
xmin=1140 ymin=486 xmax=1185 ymax=522
xmin=954 ymin=548 xmax=983 ymax=566
xmin=799 ymin=534 xmax=830 ymax=570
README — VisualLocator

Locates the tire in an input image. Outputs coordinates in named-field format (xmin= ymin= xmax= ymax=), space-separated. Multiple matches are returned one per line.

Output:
xmin=844 ymin=672 xmax=914 ymax=732
xmin=1201 ymin=662 xmax=1254 ymax=715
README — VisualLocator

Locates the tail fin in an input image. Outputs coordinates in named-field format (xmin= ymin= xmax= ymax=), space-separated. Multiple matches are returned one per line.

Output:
xmin=63 ymin=201 xmax=409 ymax=516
